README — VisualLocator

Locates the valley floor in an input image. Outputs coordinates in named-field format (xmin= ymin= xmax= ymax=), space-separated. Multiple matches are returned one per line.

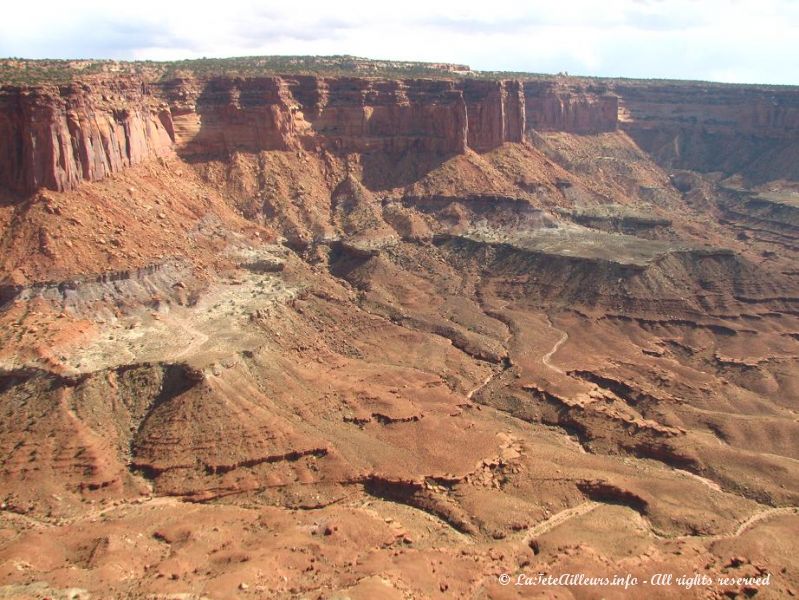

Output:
xmin=1 ymin=135 xmax=798 ymax=599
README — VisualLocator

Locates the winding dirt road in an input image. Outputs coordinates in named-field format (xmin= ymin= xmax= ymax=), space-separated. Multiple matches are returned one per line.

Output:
xmin=521 ymin=501 xmax=600 ymax=545
xmin=542 ymin=316 xmax=569 ymax=375
xmin=733 ymin=506 xmax=799 ymax=537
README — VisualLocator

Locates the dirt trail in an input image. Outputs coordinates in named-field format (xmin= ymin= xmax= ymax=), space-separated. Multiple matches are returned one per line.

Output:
xmin=65 ymin=496 xmax=188 ymax=525
xmin=466 ymin=371 xmax=498 ymax=400
xmin=668 ymin=506 xmax=799 ymax=542
xmin=0 ymin=496 xmax=187 ymax=530
xmin=682 ymin=403 xmax=795 ymax=423
xmin=521 ymin=501 xmax=600 ymax=545
xmin=733 ymin=506 xmax=799 ymax=537
xmin=512 ymin=491 xmax=798 ymax=545
xmin=542 ymin=316 xmax=569 ymax=375
xmin=673 ymin=468 xmax=723 ymax=492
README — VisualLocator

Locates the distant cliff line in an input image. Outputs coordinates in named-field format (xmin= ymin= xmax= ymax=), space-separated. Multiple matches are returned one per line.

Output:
xmin=1 ymin=72 xmax=798 ymax=194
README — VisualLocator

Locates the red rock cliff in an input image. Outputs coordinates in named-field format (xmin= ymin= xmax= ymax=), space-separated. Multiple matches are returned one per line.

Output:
xmin=5 ymin=75 xmax=528 ymax=193
xmin=524 ymin=80 xmax=618 ymax=134
xmin=0 ymin=80 xmax=174 ymax=194
xmin=7 ymin=72 xmax=799 ymax=195
xmin=613 ymin=81 xmax=799 ymax=180
xmin=461 ymin=79 xmax=526 ymax=151
xmin=161 ymin=76 xmax=299 ymax=156
xmin=287 ymin=76 xmax=469 ymax=154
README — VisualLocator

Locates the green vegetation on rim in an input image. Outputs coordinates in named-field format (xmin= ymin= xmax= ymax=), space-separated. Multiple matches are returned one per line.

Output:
xmin=2 ymin=55 xmax=798 ymax=88
xmin=0 ymin=55 xmax=477 ymax=85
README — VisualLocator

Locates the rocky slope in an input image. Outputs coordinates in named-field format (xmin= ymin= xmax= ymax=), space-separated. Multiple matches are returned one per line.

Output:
xmin=0 ymin=58 xmax=798 ymax=599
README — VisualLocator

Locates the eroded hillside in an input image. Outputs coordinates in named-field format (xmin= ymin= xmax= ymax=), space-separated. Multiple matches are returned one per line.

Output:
xmin=0 ymin=59 xmax=798 ymax=599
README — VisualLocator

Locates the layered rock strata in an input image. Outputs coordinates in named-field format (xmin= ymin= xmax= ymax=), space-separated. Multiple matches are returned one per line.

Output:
xmin=0 ymin=76 xmax=604 ymax=194
xmin=3 ymin=72 xmax=799 ymax=194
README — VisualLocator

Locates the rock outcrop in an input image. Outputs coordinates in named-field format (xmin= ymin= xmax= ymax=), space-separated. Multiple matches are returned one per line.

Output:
xmin=2 ymin=58 xmax=799 ymax=600
xmin=524 ymin=80 xmax=618 ymax=134
xmin=3 ymin=69 xmax=799 ymax=193
xmin=0 ymin=75 xmax=581 ymax=194
xmin=0 ymin=79 xmax=174 ymax=193
xmin=615 ymin=81 xmax=799 ymax=180
xmin=163 ymin=76 xmax=299 ymax=156
xmin=461 ymin=79 xmax=526 ymax=151
xmin=290 ymin=77 xmax=469 ymax=154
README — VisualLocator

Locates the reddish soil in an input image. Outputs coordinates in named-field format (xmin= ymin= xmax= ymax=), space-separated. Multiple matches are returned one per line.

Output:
xmin=1 ymin=66 xmax=798 ymax=599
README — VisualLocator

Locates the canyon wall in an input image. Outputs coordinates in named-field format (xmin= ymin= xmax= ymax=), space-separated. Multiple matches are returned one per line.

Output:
xmin=153 ymin=77 xmax=533 ymax=157
xmin=291 ymin=77 xmax=468 ymax=154
xmin=524 ymin=80 xmax=618 ymax=134
xmin=615 ymin=82 xmax=799 ymax=181
xmin=462 ymin=79 xmax=526 ymax=151
xmin=4 ymin=73 xmax=799 ymax=195
xmin=0 ymin=80 xmax=174 ymax=194
xmin=162 ymin=76 xmax=299 ymax=156
xmin=0 ymin=76 xmax=587 ymax=194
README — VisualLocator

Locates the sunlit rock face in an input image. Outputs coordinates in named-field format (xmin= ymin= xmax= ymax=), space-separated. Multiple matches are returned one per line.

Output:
xmin=1 ymin=59 xmax=798 ymax=599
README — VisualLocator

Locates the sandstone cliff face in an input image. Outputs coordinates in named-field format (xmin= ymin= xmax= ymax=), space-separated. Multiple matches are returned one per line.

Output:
xmin=461 ymin=79 xmax=526 ymax=151
xmin=162 ymin=76 xmax=300 ymax=156
xmin=616 ymin=83 xmax=799 ymax=136
xmin=615 ymin=82 xmax=799 ymax=180
xmin=0 ymin=76 xmax=568 ymax=194
xmin=0 ymin=80 xmax=174 ymax=194
xmin=165 ymin=76 xmax=530 ymax=157
xmin=524 ymin=81 xmax=618 ymax=134
xmin=5 ymin=73 xmax=799 ymax=195
xmin=293 ymin=77 xmax=469 ymax=154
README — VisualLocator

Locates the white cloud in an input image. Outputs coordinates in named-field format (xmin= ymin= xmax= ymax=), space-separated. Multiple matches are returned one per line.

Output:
xmin=0 ymin=0 xmax=797 ymax=84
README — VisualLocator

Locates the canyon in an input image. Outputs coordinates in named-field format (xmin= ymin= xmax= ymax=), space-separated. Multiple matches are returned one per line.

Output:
xmin=0 ymin=57 xmax=798 ymax=599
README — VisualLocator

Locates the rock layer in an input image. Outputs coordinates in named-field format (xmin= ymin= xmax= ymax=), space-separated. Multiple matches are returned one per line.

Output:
xmin=6 ymin=73 xmax=799 ymax=195
xmin=524 ymin=80 xmax=618 ymax=134
xmin=0 ymin=80 xmax=174 ymax=193
xmin=0 ymin=76 xmax=607 ymax=194
xmin=615 ymin=81 xmax=799 ymax=181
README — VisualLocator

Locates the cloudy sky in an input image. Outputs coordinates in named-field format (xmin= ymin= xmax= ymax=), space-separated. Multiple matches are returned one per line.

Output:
xmin=2 ymin=0 xmax=797 ymax=84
